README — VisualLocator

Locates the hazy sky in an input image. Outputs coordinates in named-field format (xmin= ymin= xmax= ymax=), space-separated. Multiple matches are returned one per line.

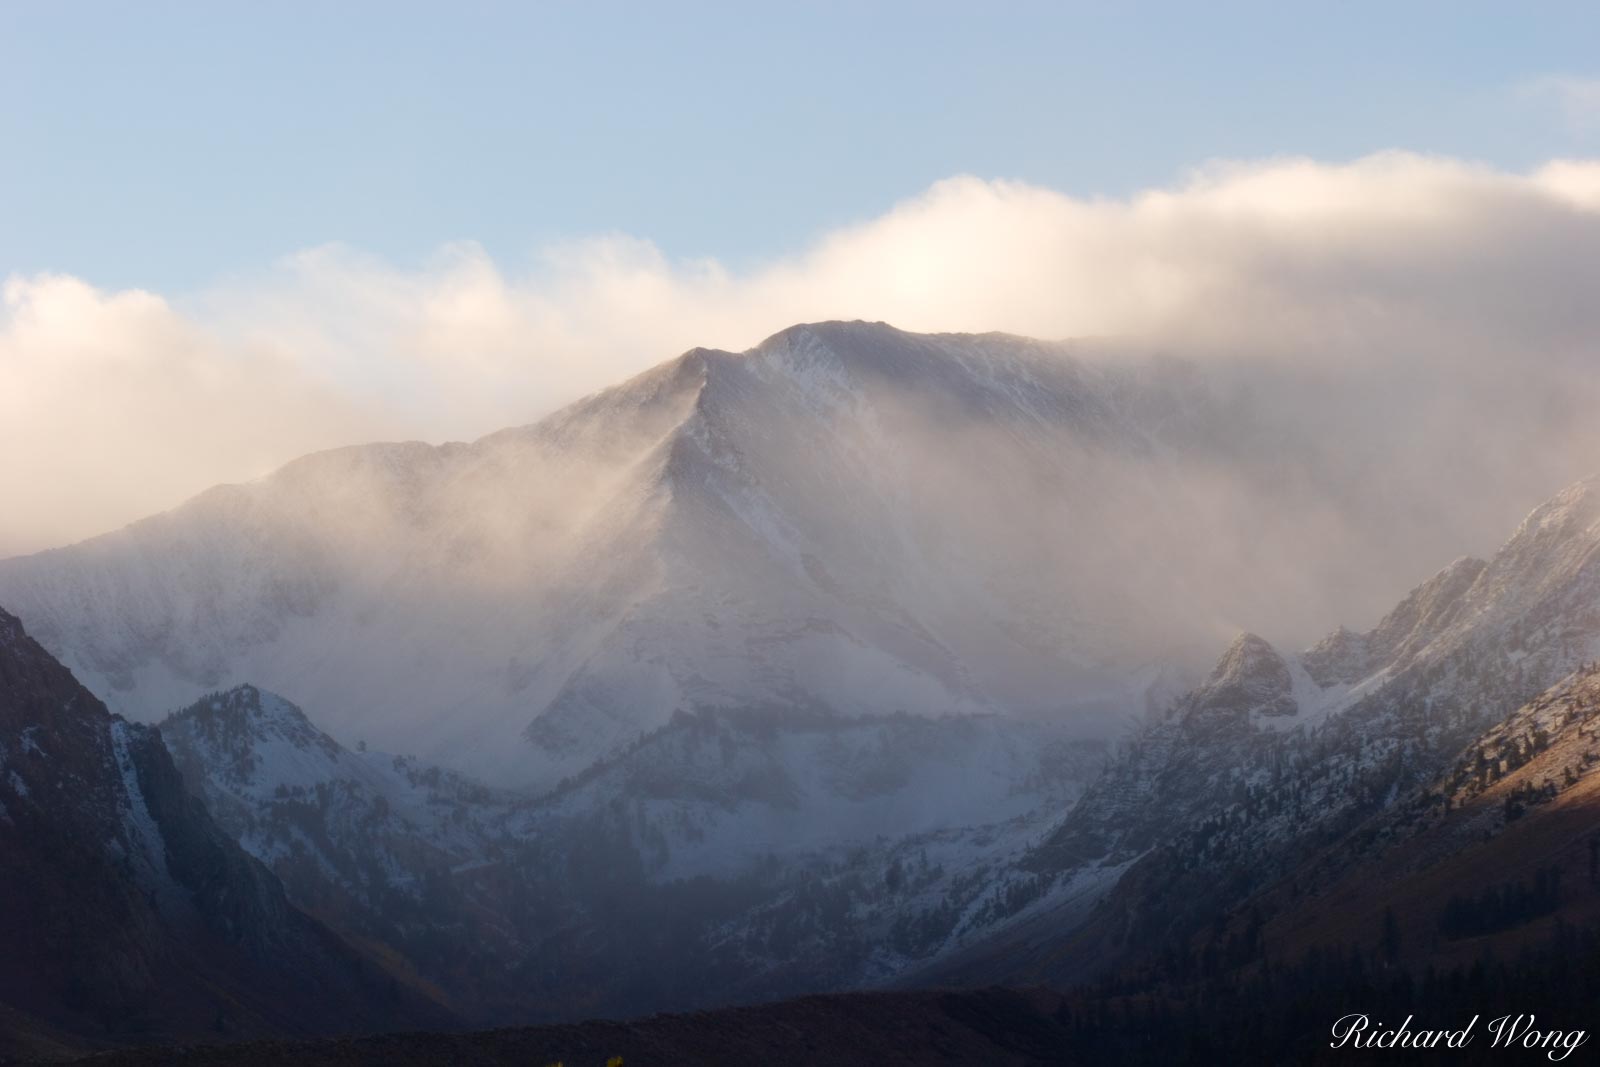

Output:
xmin=4 ymin=3 xmax=1600 ymax=557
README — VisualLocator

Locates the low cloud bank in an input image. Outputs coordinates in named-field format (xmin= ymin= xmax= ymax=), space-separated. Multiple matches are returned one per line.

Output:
xmin=5 ymin=152 xmax=1600 ymax=560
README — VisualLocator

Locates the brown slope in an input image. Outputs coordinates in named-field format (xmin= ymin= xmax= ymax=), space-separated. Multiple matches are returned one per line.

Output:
xmin=1254 ymin=666 xmax=1600 ymax=967
xmin=1150 ymin=664 xmax=1600 ymax=984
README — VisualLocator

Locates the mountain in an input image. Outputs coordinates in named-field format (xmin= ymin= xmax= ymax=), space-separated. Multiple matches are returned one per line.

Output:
xmin=156 ymin=686 xmax=527 ymax=1021
xmin=70 ymin=672 xmax=1600 ymax=1067
xmin=60 ymin=654 xmax=1600 ymax=1067
xmin=0 ymin=607 xmax=451 ymax=1059
xmin=138 ymin=471 xmax=1600 ymax=1026
xmin=934 ymin=473 xmax=1600 ymax=988
xmin=156 ymin=683 xmax=1106 ymax=1021
xmin=0 ymin=320 xmax=1459 ymax=789
xmin=14 ymin=317 xmax=1600 ymax=1055
xmin=996 ymin=637 xmax=1600 ymax=1064
xmin=1250 ymin=662 xmax=1600 ymax=971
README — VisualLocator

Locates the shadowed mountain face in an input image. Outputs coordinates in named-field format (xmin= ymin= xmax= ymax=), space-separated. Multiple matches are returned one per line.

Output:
xmin=0 ymin=607 xmax=449 ymax=1059
xmin=0 ymin=320 xmax=1549 ymax=789
xmin=925 ymin=474 xmax=1600 ymax=990
xmin=155 ymin=683 xmax=1106 ymax=1023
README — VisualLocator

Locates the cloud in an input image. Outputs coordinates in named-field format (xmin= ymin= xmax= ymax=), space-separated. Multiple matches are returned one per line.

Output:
xmin=0 ymin=275 xmax=391 ymax=557
xmin=5 ymin=151 xmax=1600 ymax=559
xmin=1520 ymin=75 xmax=1600 ymax=135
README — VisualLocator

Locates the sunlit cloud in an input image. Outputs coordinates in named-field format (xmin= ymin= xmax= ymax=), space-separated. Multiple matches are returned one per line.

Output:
xmin=5 ymin=152 xmax=1600 ymax=558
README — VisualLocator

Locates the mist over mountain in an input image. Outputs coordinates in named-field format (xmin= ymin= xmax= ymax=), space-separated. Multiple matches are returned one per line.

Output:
xmin=153 ymin=684 xmax=1106 ymax=1022
xmin=4 ymin=320 xmax=1597 ymax=791
xmin=23 ymin=466 xmax=1600 ymax=1058
xmin=8 ymin=335 xmax=1600 ymax=1056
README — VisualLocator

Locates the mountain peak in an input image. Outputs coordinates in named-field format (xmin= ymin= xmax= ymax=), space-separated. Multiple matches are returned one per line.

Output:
xmin=1501 ymin=472 xmax=1600 ymax=555
xmin=162 ymin=685 xmax=342 ymax=785
xmin=1183 ymin=632 xmax=1297 ymax=725
xmin=755 ymin=319 xmax=896 ymax=347
xmin=1209 ymin=632 xmax=1287 ymax=687
xmin=168 ymin=684 xmax=313 ymax=730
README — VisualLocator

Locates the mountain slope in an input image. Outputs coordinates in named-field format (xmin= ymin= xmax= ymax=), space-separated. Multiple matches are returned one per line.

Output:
xmin=0 ymin=606 xmax=449 ymax=1056
xmin=927 ymin=473 xmax=1600 ymax=988
xmin=1254 ymin=662 xmax=1600 ymax=970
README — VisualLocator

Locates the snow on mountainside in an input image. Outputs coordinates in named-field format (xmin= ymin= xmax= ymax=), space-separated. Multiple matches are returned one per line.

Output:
xmin=526 ymin=707 xmax=1103 ymax=880
xmin=160 ymin=686 xmax=506 ymax=893
xmin=158 ymin=683 xmax=1108 ymax=1020
xmin=937 ymin=473 xmax=1600 ymax=987
xmin=0 ymin=321 xmax=1304 ymax=786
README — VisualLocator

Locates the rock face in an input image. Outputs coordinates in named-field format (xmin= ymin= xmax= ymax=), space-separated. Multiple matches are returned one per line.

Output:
xmin=1254 ymin=664 xmax=1600 ymax=963
xmin=1013 ymin=631 xmax=1307 ymax=885
xmin=158 ymin=685 xmax=526 ymax=1021
xmin=0 ymin=607 xmax=447 ymax=1054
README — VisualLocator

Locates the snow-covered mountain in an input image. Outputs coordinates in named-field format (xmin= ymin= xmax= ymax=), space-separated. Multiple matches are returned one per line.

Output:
xmin=9 ymin=320 xmax=1577 ymax=789
xmin=0 ymin=321 xmax=1325 ymax=786
xmin=935 ymin=472 xmax=1600 ymax=986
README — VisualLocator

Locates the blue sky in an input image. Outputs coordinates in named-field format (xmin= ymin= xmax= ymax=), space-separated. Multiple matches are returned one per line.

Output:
xmin=4 ymin=1 xmax=1598 ymax=292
